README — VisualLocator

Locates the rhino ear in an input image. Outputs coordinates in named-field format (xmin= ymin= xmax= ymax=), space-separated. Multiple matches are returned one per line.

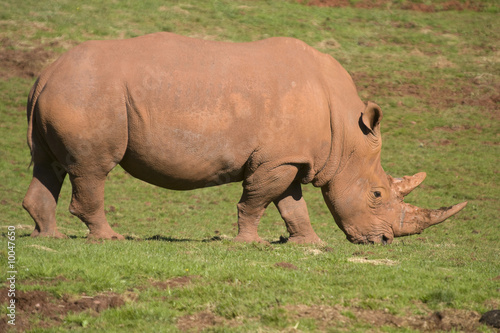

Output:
xmin=360 ymin=102 xmax=383 ymax=135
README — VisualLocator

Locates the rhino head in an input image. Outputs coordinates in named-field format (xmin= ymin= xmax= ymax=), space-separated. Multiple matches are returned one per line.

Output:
xmin=319 ymin=102 xmax=467 ymax=244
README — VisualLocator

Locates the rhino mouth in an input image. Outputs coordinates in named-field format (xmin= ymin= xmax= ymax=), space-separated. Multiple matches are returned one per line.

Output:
xmin=347 ymin=234 xmax=393 ymax=245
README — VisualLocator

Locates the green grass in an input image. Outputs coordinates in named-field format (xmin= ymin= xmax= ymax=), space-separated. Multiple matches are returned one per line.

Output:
xmin=1 ymin=0 xmax=499 ymax=331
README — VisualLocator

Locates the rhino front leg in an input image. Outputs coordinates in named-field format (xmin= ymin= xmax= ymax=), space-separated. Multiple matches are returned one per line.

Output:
xmin=234 ymin=164 xmax=304 ymax=244
xmin=274 ymin=182 xmax=322 ymax=244
xmin=234 ymin=190 xmax=268 ymax=244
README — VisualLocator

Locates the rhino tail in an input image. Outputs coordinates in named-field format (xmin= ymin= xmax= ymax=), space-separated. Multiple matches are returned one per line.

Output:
xmin=26 ymin=77 xmax=40 ymax=167
xmin=26 ymin=61 xmax=59 ymax=168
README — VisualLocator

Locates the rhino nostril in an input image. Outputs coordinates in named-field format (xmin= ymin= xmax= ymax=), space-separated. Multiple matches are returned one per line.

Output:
xmin=381 ymin=235 xmax=389 ymax=245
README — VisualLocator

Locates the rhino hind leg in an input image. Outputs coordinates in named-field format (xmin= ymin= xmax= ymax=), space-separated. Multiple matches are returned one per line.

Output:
xmin=68 ymin=173 xmax=124 ymax=240
xmin=23 ymin=154 xmax=67 ymax=238
xmin=273 ymin=182 xmax=322 ymax=244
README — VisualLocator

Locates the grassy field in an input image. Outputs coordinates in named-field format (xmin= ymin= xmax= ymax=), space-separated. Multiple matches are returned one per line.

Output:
xmin=1 ymin=0 xmax=499 ymax=331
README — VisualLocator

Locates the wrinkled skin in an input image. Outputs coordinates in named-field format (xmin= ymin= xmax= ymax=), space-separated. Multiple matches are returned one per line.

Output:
xmin=23 ymin=32 xmax=467 ymax=243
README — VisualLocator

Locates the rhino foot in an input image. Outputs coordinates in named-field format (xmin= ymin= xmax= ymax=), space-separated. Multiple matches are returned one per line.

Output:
xmin=31 ymin=229 xmax=67 ymax=239
xmin=87 ymin=230 xmax=125 ymax=240
xmin=287 ymin=234 xmax=324 ymax=245
xmin=233 ymin=234 xmax=270 ymax=245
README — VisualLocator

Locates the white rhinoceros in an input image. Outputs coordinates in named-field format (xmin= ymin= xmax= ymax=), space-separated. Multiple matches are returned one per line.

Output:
xmin=23 ymin=33 xmax=467 ymax=244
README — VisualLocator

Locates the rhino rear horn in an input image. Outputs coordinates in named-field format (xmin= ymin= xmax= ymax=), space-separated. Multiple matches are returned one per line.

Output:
xmin=392 ymin=172 xmax=427 ymax=197
xmin=393 ymin=201 xmax=468 ymax=237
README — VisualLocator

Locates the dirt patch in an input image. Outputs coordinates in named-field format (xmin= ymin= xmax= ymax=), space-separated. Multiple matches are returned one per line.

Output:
xmin=148 ymin=275 xmax=198 ymax=290
xmin=0 ymin=288 xmax=124 ymax=332
xmin=434 ymin=124 xmax=485 ymax=133
xmin=316 ymin=38 xmax=342 ymax=50
xmin=300 ymin=0 xmax=490 ymax=12
xmin=275 ymin=262 xmax=298 ymax=270
xmin=0 ymin=38 xmax=59 ymax=79
xmin=286 ymin=304 xmax=482 ymax=331
xmin=431 ymin=139 xmax=454 ymax=146
xmin=135 ymin=275 xmax=200 ymax=292
xmin=480 ymin=310 xmax=500 ymax=329
xmin=177 ymin=310 xmax=227 ymax=332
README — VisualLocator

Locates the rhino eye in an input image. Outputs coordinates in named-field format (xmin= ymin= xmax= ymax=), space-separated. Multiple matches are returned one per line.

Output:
xmin=373 ymin=191 xmax=382 ymax=198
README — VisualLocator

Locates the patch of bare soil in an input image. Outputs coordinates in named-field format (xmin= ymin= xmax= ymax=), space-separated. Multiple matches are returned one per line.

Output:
xmin=301 ymin=0 xmax=488 ymax=12
xmin=275 ymin=262 xmax=299 ymax=270
xmin=148 ymin=275 xmax=198 ymax=290
xmin=286 ymin=304 xmax=482 ymax=331
xmin=176 ymin=309 xmax=244 ymax=332
xmin=0 ymin=288 xmax=124 ymax=332
xmin=177 ymin=310 xmax=227 ymax=332
xmin=480 ymin=310 xmax=500 ymax=328
xmin=0 ymin=38 xmax=59 ymax=79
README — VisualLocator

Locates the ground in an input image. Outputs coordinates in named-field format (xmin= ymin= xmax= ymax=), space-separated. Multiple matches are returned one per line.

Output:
xmin=0 ymin=274 xmax=487 ymax=332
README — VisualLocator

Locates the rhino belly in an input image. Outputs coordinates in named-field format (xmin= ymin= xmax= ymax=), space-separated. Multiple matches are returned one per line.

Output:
xmin=119 ymin=128 xmax=251 ymax=190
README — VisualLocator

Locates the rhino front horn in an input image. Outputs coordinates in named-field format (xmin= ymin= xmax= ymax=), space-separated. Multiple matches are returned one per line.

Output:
xmin=393 ymin=201 xmax=468 ymax=237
